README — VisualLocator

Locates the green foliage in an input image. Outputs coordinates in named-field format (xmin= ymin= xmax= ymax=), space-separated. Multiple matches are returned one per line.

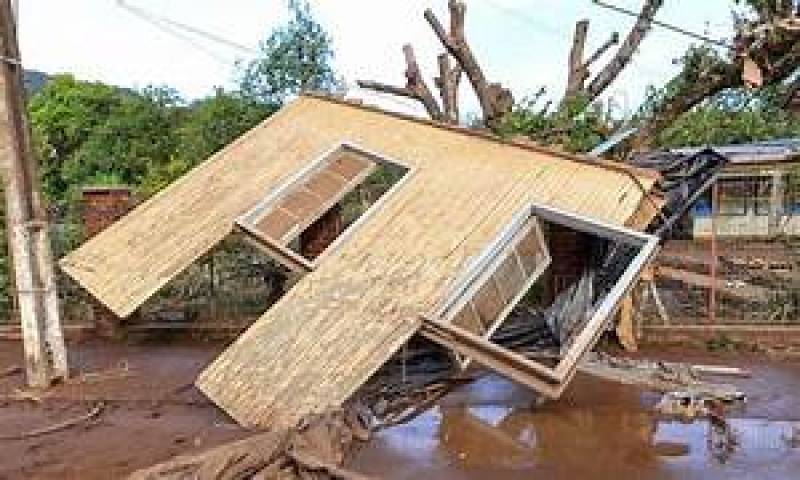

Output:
xmin=647 ymin=86 xmax=800 ymax=149
xmin=240 ymin=0 xmax=338 ymax=105
xmin=29 ymin=75 xmax=182 ymax=208
xmin=498 ymin=92 xmax=614 ymax=153
xmin=139 ymin=89 xmax=273 ymax=196
xmin=176 ymin=89 xmax=273 ymax=162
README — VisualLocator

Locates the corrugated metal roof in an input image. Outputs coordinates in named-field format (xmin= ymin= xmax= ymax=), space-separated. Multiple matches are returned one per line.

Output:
xmin=668 ymin=138 xmax=800 ymax=165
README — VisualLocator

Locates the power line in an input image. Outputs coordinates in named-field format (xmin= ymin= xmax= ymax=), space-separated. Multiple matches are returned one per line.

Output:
xmin=115 ymin=0 xmax=256 ymax=66
xmin=116 ymin=2 xmax=430 ymax=114
xmin=482 ymin=0 xmax=567 ymax=38
xmin=592 ymin=0 xmax=734 ymax=50
xmin=482 ymin=0 xmax=677 ymax=81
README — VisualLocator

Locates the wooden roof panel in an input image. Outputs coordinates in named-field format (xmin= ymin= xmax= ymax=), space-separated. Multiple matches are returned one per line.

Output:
xmin=59 ymin=95 xmax=659 ymax=428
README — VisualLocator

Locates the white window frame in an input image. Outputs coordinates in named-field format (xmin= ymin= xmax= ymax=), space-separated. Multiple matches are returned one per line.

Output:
xmin=421 ymin=202 xmax=660 ymax=398
xmin=236 ymin=142 xmax=416 ymax=273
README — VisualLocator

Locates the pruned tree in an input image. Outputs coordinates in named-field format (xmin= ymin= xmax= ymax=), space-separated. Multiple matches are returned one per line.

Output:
xmin=630 ymin=0 xmax=800 ymax=151
xmin=435 ymin=53 xmax=462 ymax=123
xmin=564 ymin=20 xmax=619 ymax=100
xmin=357 ymin=44 xmax=443 ymax=121
xmin=359 ymin=0 xmax=511 ymax=127
xmin=359 ymin=0 xmax=663 ymax=130
xmin=424 ymin=0 xmax=513 ymax=127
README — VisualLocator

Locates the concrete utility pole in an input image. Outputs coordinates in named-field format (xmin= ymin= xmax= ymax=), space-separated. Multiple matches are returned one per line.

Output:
xmin=0 ymin=0 xmax=67 ymax=387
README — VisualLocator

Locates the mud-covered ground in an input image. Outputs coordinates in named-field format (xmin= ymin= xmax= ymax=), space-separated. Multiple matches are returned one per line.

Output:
xmin=0 ymin=340 xmax=798 ymax=480
xmin=351 ymin=347 xmax=800 ymax=480
xmin=0 ymin=340 xmax=251 ymax=480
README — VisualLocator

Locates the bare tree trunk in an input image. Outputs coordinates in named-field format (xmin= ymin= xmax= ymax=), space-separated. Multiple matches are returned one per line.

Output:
xmin=565 ymin=20 xmax=589 ymax=99
xmin=435 ymin=53 xmax=462 ymax=124
xmin=402 ymin=44 xmax=441 ymax=119
xmin=425 ymin=0 xmax=513 ymax=127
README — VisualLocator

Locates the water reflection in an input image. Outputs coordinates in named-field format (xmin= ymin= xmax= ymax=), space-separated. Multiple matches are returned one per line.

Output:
xmin=355 ymin=375 xmax=800 ymax=480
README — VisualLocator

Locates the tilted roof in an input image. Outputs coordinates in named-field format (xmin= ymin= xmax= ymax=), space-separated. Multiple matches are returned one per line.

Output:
xmin=60 ymin=94 xmax=660 ymax=428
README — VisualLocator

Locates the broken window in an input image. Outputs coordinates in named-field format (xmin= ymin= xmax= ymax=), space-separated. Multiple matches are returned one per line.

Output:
xmin=421 ymin=203 xmax=660 ymax=399
xmin=436 ymin=213 xmax=551 ymax=367
xmin=236 ymin=143 xmax=410 ymax=272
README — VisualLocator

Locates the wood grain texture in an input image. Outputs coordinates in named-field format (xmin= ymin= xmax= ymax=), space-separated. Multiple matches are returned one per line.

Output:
xmin=59 ymin=95 xmax=659 ymax=428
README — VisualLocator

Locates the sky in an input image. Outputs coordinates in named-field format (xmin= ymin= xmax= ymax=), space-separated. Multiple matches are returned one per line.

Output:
xmin=18 ymin=0 xmax=739 ymax=118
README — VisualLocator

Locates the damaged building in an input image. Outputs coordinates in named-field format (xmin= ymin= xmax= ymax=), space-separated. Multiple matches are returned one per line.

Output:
xmin=60 ymin=94 xmax=670 ymax=429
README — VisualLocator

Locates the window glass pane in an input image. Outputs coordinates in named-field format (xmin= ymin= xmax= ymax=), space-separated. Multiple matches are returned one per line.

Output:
xmin=753 ymin=177 xmax=772 ymax=216
xmin=717 ymin=178 xmax=750 ymax=216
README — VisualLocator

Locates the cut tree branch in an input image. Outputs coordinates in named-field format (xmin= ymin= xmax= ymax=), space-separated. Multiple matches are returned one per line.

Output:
xmin=565 ymin=18 xmax=620 ymax=100
xmin=585 ymin=0 xmax=664 ymax=101
xmin=357 ymin=44 xmax=442 ymax=120
xmin=565 ymin=20 xmax=590 ymax=98
xmin=425 ymin=0 xmax=513 ymax=127
xmin=435 ymin=53 xmax=462 ymax=124
xmin=584 ymin=32 xmax=621 ymax=70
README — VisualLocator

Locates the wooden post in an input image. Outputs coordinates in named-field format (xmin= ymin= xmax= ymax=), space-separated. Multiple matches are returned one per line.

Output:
xmin=768 ymin=170 xmax=784 ymax=237
xmin=709 ymin=181 xmax=718 ymax=326
xmin=0 ymin=0 xmax=67 ymax=387
xmin=616 ymin=293 xmax=637 ymax=351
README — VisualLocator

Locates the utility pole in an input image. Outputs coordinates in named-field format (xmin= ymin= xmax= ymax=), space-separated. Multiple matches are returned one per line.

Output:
xmin=0 ymin=0 xmax=67 ymax=387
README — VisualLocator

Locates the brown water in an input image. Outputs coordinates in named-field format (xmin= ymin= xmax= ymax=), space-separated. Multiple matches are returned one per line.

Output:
xmin=351 ymin=354 xmax=800 ymax=480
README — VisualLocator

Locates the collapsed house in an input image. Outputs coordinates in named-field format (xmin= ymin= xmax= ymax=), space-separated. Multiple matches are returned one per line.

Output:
xmin=60 ymin=94 xmax=669 ymax=429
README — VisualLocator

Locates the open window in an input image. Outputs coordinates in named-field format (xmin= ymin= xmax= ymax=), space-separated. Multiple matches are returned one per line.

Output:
xmin=434 ymin=211 xmax=551 ymax=368
xmin=421 ymin=203 xmax=660 ymax=398
xmin=236 ymin=143 xmax=411 ymax=273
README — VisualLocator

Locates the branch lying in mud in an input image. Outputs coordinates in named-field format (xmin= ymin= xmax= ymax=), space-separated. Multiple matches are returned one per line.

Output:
xmin=0 ymin=402 xmax=105 ymax=441
xmin=127 ymin=407 xmax=375 ymax=480
xmin=0 ymin=365 xmax=22 ymax=379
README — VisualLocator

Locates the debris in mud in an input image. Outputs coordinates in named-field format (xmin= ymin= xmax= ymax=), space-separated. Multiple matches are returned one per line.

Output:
xmin=127 ymin=406 xmax=374 ymax=480
xmin=0 ymin=365 xmax=22 ymax=379
xmin=0 ymin=402 xmax=105 ymax=441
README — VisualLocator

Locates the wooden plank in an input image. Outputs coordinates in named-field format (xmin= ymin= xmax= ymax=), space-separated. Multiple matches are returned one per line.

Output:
xmin=656 ymin=266 xmax=769 ymax=302
xmin=235 ymin=221 xmax=313 ymax=274
xmin=419 ymin=316 xmax=563 ymax=389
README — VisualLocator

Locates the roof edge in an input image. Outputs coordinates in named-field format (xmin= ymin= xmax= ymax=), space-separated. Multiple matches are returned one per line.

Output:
xmin=300 ymin=92 xmax=661 ymax=183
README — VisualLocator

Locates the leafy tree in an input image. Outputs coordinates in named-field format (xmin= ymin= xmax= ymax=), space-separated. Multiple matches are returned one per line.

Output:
xmin=240 ymin=0 xmax=338 ymax=106
xmin=648 ymin=86 xmax=800 ymax=149
xmin=29 ymin=75 xmax=182 ymax=208
xmin=628 ymin=1 xmax=800 ymax=150
xmin=498 ymin=91 xmax=615 ymax=153
xmin=175 ymin=89 xmax=272 ymax=163
xmin=138 ymin=89 xmax=273 ymax=196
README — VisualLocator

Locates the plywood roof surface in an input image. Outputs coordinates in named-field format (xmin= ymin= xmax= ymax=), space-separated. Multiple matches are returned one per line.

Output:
xmin=59 ymin=95 xmax=658 ymax=428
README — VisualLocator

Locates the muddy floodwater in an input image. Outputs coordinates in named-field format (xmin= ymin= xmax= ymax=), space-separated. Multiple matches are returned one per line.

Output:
xmin=0 ymin=342 xmax=797 ymax=479
xmin=350 ymin=350 xmax=800 ymax=480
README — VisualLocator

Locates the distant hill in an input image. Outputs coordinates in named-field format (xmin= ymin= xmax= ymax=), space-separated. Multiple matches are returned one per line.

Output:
xmin=23 ymin=69 xmax=49 ymax=95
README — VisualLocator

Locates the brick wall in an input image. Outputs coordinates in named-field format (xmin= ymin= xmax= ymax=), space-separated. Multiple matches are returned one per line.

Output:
xmin=546 ymin=224 xmax=590 ymax=301
xmin=82 ymin=187 xmax=133 ymax=239
xmin=81 ymin=187 xmax=133 ymax=338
